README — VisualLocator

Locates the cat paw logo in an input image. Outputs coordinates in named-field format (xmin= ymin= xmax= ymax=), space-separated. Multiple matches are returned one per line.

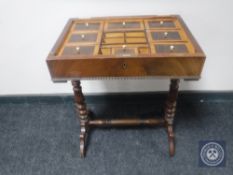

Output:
xmin=199 ymin=141 xmax=226 ymax=167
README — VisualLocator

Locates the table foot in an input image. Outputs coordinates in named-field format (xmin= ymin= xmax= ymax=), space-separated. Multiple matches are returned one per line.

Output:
xmin=80 ymin=129 xmax=86 ymax=158
xmin=167 ymin=125 xmax=175 ymax=157
xmin=80 ymin=134 xmax=85 ymax=158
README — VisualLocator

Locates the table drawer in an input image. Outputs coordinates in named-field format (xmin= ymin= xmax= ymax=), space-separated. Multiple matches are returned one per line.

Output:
xmin=47 ymin=57 xmax=205 ymax=80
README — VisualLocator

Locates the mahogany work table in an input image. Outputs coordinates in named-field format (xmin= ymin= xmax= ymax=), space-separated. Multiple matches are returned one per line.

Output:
xmin=46 ymin=15 xmax=206 ymax=158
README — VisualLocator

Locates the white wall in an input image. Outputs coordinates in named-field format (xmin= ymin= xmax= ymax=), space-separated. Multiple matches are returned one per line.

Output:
xmin=0 ymin=0 xmax=233 ymax=95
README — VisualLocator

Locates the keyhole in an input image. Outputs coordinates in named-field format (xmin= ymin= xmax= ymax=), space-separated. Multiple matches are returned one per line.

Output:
xmin=122 ymin=63 xmax=127 ymax=69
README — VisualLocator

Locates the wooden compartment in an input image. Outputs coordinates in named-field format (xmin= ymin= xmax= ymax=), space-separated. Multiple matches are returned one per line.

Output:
xmin=138 ymin=47 xmax=150 ymax=55
xmin=61 ymin=45 xmax=96 ymax=56
xmin=103 ymin=38 xmax=125 ymax=44
xmin=153 ymin=43 xmax=189 ymax=54
xmin=125 ymin=32 xmax=145 ymax=37
xmin=149 ymin=21 xmax=175 ymax=28
xmin=150 ymin=31 xmax=182 ymax=41
xmin=105 ymin=20 xmax=144 ymax=31
xmin=68 ymin=33 xmax=98 ymax=43
xmin=99 ymin=47 xmax=112 ymax=55
xmin=74 ymin=22 xmax=101 ymax=31
xmin=113 ymin=47 xmax=138 ymax=57
xmin=126 ymin=38 xmax=146 ymax=44
xmin=145 ymin=19 xmax=177 ymax=29
xmin=105 ymin=32 xmax=124 ymax=38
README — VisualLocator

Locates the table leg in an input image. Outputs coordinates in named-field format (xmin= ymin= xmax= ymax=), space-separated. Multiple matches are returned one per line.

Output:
xmin=164 ymin=79 xmax=180 ymax=156
xmin=72 ymin=80 xmax=89 ymax=158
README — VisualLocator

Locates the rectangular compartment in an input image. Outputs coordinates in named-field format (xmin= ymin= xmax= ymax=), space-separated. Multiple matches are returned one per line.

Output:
xmin=144 ymin=18 xmax=179 ymax=29
xmin=126 ymin=38 xmax=147 ymax=44
xmin=105 ymin=32 xmax=124 ymax=38
xmin=99 ymin=47 xmax=112 ymax=55
xmin=103 ymin=38 xmax=125 ymax=44
xmin=154 ymin=44 xmax=189 ymax=54
xmin=105 ymin=20 xmax=144 ymax=31
xmin=150 ymin=31 xmax=182 ymax=41
xmin=68 ymin=33 xmax=98 ymax=43
xmin=138 ymin=47 xmax=150 ymax=55
xmin=74 ymin=22 xmax=101 ymax=31
xmin=99 ymin=45 xmax=150 ymax=56
xmin=108 ymin=22 xmax=140 ymax=29
xmin=148 ymin=20 xmax=176 ymax=28
xmin=125 ymin=32 xmax=146 ymax=37
xmin=113 ymin=47 xmax=138 ymax=57
xmin=61 ymin=45 xmax=96 ymax=56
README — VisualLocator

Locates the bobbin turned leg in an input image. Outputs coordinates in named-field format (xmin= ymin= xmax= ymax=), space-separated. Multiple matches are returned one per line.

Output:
xmin=164 ymin=79 xmax=180 ymax=157
xmin=72 ymin=80 xmax=89 ymax=158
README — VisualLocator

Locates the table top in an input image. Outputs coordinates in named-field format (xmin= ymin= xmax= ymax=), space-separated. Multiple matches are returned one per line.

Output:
xmin=47 ymin=15 xmax=206 ymax=82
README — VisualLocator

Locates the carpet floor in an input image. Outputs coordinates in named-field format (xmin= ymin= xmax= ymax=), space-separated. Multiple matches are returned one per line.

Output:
xmin=0 ymin=94 xmax=232 ymax=175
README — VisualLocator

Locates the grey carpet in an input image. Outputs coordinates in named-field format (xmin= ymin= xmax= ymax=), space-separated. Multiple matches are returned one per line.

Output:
xmin=0 ymin=95 xmax=233 ymax=175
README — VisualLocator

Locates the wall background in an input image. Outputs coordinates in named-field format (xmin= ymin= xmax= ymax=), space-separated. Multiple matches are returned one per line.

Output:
xmin=0 ymin=0 xmax=232 ymax=95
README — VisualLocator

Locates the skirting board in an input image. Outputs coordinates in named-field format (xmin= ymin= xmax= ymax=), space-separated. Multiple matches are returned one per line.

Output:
xmin=0 ymin=91 xmax=233 ymax=104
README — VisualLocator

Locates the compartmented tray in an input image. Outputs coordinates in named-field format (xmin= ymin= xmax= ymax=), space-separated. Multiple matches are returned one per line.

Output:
xmin=47 ymin=15 xmax=206 ymax=81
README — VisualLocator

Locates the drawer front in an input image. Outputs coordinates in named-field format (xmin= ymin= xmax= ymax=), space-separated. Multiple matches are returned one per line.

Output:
xmin=105 ymin=21 xmax=143 ymax=30
xmin=125 ymin=32 xmax=146 ymax=37
xmin=48 ymin=57 xmax=204 ymax=79
xmin=108 ymin=22 xmax=140 ymax=29
xmin=99 ymin=45 xmax=150 ymax=56
xmin=103 ymin=38 xmax=125 ymax=44
xmin=126 ymin=38 xmax=147 ymax=44
xmin=74 ymin=22 xmax=101 ymax=31
xmin=61 ymin=46 xmax=96 ymax=56
xmin=150 ymin=31 xmax=182 ymax=41
xmin=68 ymin=33 xmax=98 ymax=43
xmin=105 ymin=32 xmax=124 ymax=38
xmin=102 ymin=31 xmax=147 ymax=45
xmin=154 ymin=44 xmax=188 ymax=53
xmin=113 ymin=48 xmax=137 ymax=56
xmin=147 ymin=20 xmax=176 ymax=28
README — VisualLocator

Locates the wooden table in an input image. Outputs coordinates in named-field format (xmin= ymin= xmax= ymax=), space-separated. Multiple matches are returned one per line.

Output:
xmin=46 ymin=15 xmax=206 ymax=158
